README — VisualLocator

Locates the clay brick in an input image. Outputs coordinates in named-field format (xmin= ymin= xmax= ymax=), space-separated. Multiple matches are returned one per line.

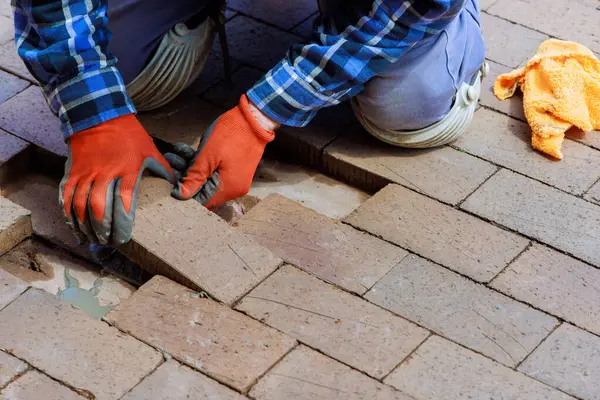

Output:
xmin=366 ymin=254 xmax=557 ymax=367
xmin=0 ymin=288 xmax=162 ymax=399
xmin=121 ymin=178 xmax=281 ymax=305
xmin=105 ymin=276 xmax=296 ymax=392
xmin=462 ymin=169 xmax=600 ymax=268
xmin=519 ymin=324 xmax=600 ymax=400
xmin=0 ymin=350 xmax=28 ymax=387
xmin=479 ymin=0 xmax=499 ymax=11
xmin=1 ymin=370 xmax=85 ymax=399
xmin=0 ymin=69 xmax=28 ymax=106
xmin=228 ymin=0 xmax=317 ymax=30
xmin=456 ymin=108 xmax=600 ymax=195
xmin=249 ymin=346 xmax=413 ymax=400
xmin=0 ymin=41 xmax=36 ymax=83
xmin=0 ymin=130 xmax=31 ymax=187
xmin=479 ymin=60 xmax=526 ymax=121
xmin=385 ymin=336 xmax=572 ymax=400
xmin=121 ymin=360 xmax=247 ymax=400
xmin=203 ymin=66 xmax=264 ymax=110
xmin=0 ymin=15 xmax=12 ymax=46
xmin=0 ymin=196 xmax=31 ymax=257
xmin=345 ymin=184 xmax=528 ymax=283
xmin=0 ymin=269 xmax=28 ymax=310
xmin=236 ymin=194 xmax=407 ymax=294
xmin=585 ymin=180 xmax=600 ymax=205
xmin=236 ymin=265 xmax=428 ymax=378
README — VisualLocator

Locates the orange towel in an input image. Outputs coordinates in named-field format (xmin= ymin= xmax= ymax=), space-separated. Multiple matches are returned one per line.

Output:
xmin=494 ymin=39 xmax=600 ymax=159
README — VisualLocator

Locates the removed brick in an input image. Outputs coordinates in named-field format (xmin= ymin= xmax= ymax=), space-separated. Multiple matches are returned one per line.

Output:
xmin=0 ymin=350 xmax=28 ymax=388
xmin=1 ymin=370 xmax=86 ymax=400
xmin=0 ymin=268 xmax=28 ymax=310
xmin=0 ymin=196 xmax=31 ymax=257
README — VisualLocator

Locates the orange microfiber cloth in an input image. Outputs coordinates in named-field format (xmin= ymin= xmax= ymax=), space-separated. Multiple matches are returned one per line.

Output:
xmin=494 ymin=39 xmax=600 ymax=159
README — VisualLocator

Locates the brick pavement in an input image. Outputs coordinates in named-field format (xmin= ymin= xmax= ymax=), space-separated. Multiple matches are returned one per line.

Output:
xmin=1 ymin=0 xmax=600 ymax=399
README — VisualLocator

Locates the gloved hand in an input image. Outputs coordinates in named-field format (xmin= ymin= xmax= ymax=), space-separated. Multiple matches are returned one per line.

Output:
xmin=165 ymin=95 xmax=275 ymax=208
xmin=60 ymin=114 xmax=176 ymax=245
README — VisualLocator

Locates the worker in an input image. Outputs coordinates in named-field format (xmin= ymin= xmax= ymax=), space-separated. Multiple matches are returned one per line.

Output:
xmin=13 ymin=0 xmax=485 ymax=245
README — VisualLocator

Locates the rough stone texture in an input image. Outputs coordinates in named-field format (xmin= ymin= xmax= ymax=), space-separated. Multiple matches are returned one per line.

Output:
xmin=203 ymin=66 xmax=265 ymax=109
xmin=121 ymin=177 xmax=281 ymax=305
xmin=479 ymin=60 xmax=526 ymax=122
xmin=0 ymin=41 xmax=35 ymax=83
xmin=0 ymin=350 xmax=28 ymax=388
xmin=105 ymin=276 xmax=296 ymax=392
xmin=228 ymin=0 xmax=317 ymax=30
xmin=386 ymin=336 xmax=573 ymax=400
xmin=0 ymin=269 xmax=28 ymax=310
xmin=519 ymin=324 xmax=600 ymax=400
xmin=366 ymin=254 xmax=558 ymax=367
xmin=0 ymin=130 xmax=30 ymax=187
xmin=0 ymin=288 xmax=162 ymax=399
xmin=462 ymin=169 xmax=600 ymax=268
xmin=345 ymin=184 xmax=528 ymax=283
xmin=324 ymin=128 xmax=497 ymax=205
xmin=584 ymin=180 xmax=600 ymax=205
xmin=0 ymin=70 xmax=28 ymax=105
xmin=237 ymin=265 xmax=428 ymax=379
xmin=0 ymin=86 xmax=65 ymax=156
xmin=455 ymin=108 xmax=600 ymax=195
xmin=0 ymin=196 xmax=31 ymax=257
xmin=236 ymin=194 xmax=407 ymax=294
xmin=1 ymin=370 xmax=85 ymax=399
xmin=121 ymin=360 xmax=247 ymax=400
xmin=249 ymin=346 xmax=413 ymax=400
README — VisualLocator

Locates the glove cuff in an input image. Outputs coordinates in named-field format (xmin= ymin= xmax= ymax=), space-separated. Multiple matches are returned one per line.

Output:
xmin=238 ymin=94 xmax=276 ymax=144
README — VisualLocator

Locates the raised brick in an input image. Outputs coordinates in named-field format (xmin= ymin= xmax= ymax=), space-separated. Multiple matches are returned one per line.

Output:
xmin=456 ymin=108 xmax=600 ymax=195
xmin=0 ymin=130 xmax=30 ymax=187
xmin=1 ymin=370 xmax=85 ymax=399
xmin=519 ymin=324 xmax=600 ymax=400
xmin=0 ymin=196 xmax=31 ymax=257
xmin=479 ymin=60 xmax=526 ymax=121
xmin=0 ymin=70 xmax=28 ymax=106
xmin=121 ymin=178 xmax=281 ymax=305
xmin=122 ymin=360 xmax=247 ymax=400
xmin=366 ymin=254 xmax=557 ymax=367
xmin=105 ymin=276 xmax=296 ymax=392
xmin=0 ymin=350 xmax=28 ymax=388
xmin=0 ymin=288 xmax=162 ymax=399
xmin=345 ymin=184 xmax=528 ymax=283
xmin=0 ymin=41 xmax=36 ymax=83
xmin=249 ymin=346 xmax=413 ymax=400
xmin=236 ymin=194 xmax=407 ymax=294
xmin=385 ymin=336 xmax=572 ymax=400
xmin=228 ymin=0 xmax=317 ymax=30
xmin=0 ymin=269 xmax=28 ymax=310
xmin=462 ymin=169 xmax=600 ymax=268
xmin=236 ymin=265 xmax=428 ymax=378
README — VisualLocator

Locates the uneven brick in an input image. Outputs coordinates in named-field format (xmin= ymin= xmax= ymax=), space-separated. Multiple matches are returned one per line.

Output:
xmin=203 ymin=66 xmax=264 ymax=109
xmin=462 ymin=169 xmax=600 ymax=268
xmin=519 ymin=324 xmax=600 ymax=400
xmin=0 ymin=288 xmax=162 ymax=399
xmin=345 ymin=184 xmax=528 ymax=283
xmin=0 ymin=269 xmax=28 ymax=310
xmin=122 ymin=360 xmax=247 ymax=400
xmin=228 ymin=0 xmax=317 ymax=30
xmin=366 ymin=254 xmax=557 ymax=367
xmin=121 ymin=178 xmax=281 ymax=305
xmin=491 ymin=244 xmax=600 ymax=336
xmin=0 ymin=69 xmax=28 ymax=106
xmin=0 ymin=196 xmax=31 ymax=257
xmin=1 ymin=370 xmax=85 ymax=399
xmin=479 ymin=60 xmax=525 ymax=121
xmin=0 ymin=350 xmax=28 ymax=387
xmin=584 ymin=180 xmax=600 ymax=205
xmin=0 ymin=41 xmax=36 ymax=83
xmin=385 ymin=336 xmax=573 ymax=400
xmin=0 ymin=130 xmax=30 ymax=187
xmin=236 ymin=194 xmax=406 ymax=294
xmin=456 ymin=108 xmax=600 ymax=195
xmin=249 ymin=346 xmax=413 ymax=400
xmin=324 ymin=128 xmax=497 ymax=205
xmin=237 ymin=265 xmax=428 ymax=378
xmin=105 ymin=276 xmax=296 ymax=392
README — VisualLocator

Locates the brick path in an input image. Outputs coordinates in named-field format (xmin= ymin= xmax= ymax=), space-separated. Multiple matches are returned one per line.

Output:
xmin=1 ymin=0 xmax=600 ymax=399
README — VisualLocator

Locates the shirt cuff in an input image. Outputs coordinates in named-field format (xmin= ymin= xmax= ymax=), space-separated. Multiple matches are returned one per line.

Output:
xmin=43 ymin=66 xmax=136 ymax=139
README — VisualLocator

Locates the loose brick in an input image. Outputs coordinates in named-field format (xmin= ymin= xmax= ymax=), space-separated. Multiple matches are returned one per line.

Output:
xmin=345 ymin=184 xmax=528 ymax=283
xmin=122 ymin=360 xmax=247 ymax=400
xmin=0 ymin=41 xmax=35 ymax=83
xmin=0 ymin=196 xmax=31 ymax=257
xmin=249 ymin=346 xmax=413 ymax=400
xmin=0 ymin=130 xmax=31 ymax=187
xmin=385 ymin=336 xmax=573 ymax=400
xmin=462 ymin=169 xmax=600 ymax=268
xmin=479 ymin=60 xmax=526 ymax=121
xmin=456 ymin=108 xmax=600 ymax=195
xmin=584 ymin=180 xmax=600 ymax=205
xmin=0 ymin=269 xmax=28 ymax=310
xmin=365 ymin=254 xmax=557 ymax=367
xmin=236 ymin=265 xmax=428 ymax=378
xmin=121 ymin=178 xmax=282 ymax=305
xmin=105 ymin=276 xmax=296 ymax=392
xmin=236 ymin=194 xmax=407 ymax=294
xmin=0 ymin=288 xmax=162 ymax=399
xmin=519 ymin=324 xmax=600 ymax=400
xmin=1 ymin=370 xmax=85 ymax=399
xmin=0 ymin=350 xmax=28 ymax=388
xmin=324 ymin=128 xmax=497 ymax=205
xmin=228 ymin=0 xmax=317 ymax=30
xmin=0 ymin=70 xmax=28 ymax=106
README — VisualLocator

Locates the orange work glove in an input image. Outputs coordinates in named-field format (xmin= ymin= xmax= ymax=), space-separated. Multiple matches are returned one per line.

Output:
xmin=166 ymin=95 xmax=275 ymax=208
xmin=60 ymin=114 xmax=175 ymax=245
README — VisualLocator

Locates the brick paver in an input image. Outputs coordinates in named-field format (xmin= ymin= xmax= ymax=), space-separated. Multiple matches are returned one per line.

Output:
xmin=0 ymin=41 xmax=35 ymax=83
xmin=236 ymin=265 xmax=429 ymax=378
xmin=0 ymin=0 xmax=11 ymax=18
xmin=479 ymin=60 xmax=526 ymax=122
xmin=345 ymin=184 xmax=528 ymax=283
xmin=0 ymin=288 xmax=162 ymax=399
xmin=122 ymin=360 xmax=247 ymax=400
xmin=385 ymin=336 xmax=573 ymax=400
xmin=0 ymin=70 xmax=28 ymax=106
xmin=0 ymin=15 xmax=12 ymax=46
xmin=366 ymin=254 xmax=557 ymax=367
xmin=0 ymin=350 xmax=28 ymax=388
xmin=462 ymin=169 xmax=600 ymax=268
xmin=203 ymin=66 xmax=264 ymax=110
xmin=1 ymin=370 xmax=85 ymax=400
xmin=584 ymin=180 xmax=600 ymax=205
xmin=249 ymin=345 xmax=413 ymax=400
xmin=0 ymin=196 xmax=31 ymax=256
xmin=519 ymin=324 xmax=600 ymax=400
xmin=0 ymin=269 xmax=28 ymax=310
xmin=105 ymin=276 xmax=296 ymax=392
xmin=236 ymin=194 xmax=407 ymax=294
xmin=228 ymin=0 xmax=317 ymax=30
xmin=0 ymin=130 xmax=30 ymax=187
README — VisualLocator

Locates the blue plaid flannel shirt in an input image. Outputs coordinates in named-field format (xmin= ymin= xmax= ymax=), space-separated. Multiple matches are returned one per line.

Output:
xmin=13 ymin=0 xmax=466 ymax=137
